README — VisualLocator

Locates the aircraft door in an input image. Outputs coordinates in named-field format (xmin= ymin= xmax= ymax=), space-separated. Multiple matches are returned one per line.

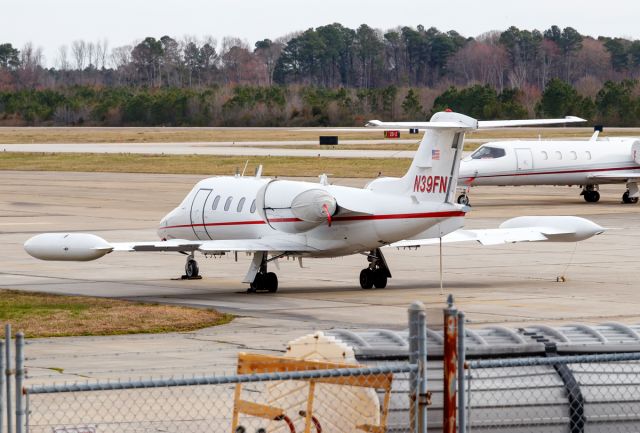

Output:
xmin=515 ymin=148 xmax=533 ymax=171
xmin=190 ymin=188 xmax=213 ymax=240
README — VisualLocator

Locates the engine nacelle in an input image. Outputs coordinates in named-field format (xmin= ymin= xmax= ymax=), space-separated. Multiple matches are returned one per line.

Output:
xmin=259 ymin=180 xmax=336 ymax=233
xmin=24 ymin=233 xmax=113 ymax=261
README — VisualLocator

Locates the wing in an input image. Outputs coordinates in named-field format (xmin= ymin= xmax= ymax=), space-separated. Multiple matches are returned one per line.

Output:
xmin=588 ymin=171 xmax=640 ymax=182
xmin=386 ymin=216 xmax=605 ymax=248
xmin=389 ymin=227 xmax=554 ymax=247
xmin=24 ymin=233 xmax=317 ymax=262
xmin=111 ymin=237 xmax=319 ymax=254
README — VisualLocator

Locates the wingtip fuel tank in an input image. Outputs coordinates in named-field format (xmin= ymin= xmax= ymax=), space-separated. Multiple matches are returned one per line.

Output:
xmin=24 ymin=233 xmax=113 ymax=261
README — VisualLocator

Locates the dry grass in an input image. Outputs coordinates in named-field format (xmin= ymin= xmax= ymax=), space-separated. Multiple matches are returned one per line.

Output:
xmin=0 ymin=289 xmax=233 ymax=338
xmin=1 ymin=126 xmax=637 ymax=145
xmin=0 ymin=152 xmax=412 ymax=178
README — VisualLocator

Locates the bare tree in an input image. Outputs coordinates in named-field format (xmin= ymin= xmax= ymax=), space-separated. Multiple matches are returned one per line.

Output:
xmin=95 ymin=39 xmax=109 ymax=69
xmin=56 ymin=45 xmax=70 ymax=70
xmin=71 ymin=40 xmax=87 ymax=70
xmin=17 ymin=42 xmax=44 ymax=88
xmin=110 ymin=45 xmax=134 ymax=85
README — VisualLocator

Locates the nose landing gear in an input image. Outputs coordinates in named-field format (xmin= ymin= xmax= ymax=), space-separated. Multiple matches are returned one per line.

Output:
xmin=359 ymin=248 xmax=392 ymax=289
xmin=456 ymin=193 xmax=470 ymax=206
xmin=182 ymin=253 xmax=202 ymax=279
xmin=622 ymin=190 xmax=639 ymax=204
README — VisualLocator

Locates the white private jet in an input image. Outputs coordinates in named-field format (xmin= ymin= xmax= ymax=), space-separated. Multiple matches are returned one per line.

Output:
xmin=457 ymin=131 xmax=640 ymax=204
xmin=24 ymin=112 xmax=604 ymax=293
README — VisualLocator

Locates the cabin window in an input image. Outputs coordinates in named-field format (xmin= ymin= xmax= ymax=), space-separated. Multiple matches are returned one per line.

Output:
xmin=212 ymin=195 xmax=221 ymax=210
xmin=250 ymin=199 xmax=257 ymax=213
xmin=471 ymin=146 xmax=506 ymax=159
xmin=541 ymin=151 xmax=548 ymax=160
xmin=569 ymin=151 xmax=577 ymax=160
xmin=224 ymin=197 xmax=233 ymax=211
xmin=554 ymin=151 xmax=562 ymax=160
xmin=237 ymin=197 xmax=246 ymax=212
xmin=585 ymin=151 xmax=592 ymax=160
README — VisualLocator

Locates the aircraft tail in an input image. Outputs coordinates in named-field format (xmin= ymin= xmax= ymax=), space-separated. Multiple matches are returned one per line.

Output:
xmin=367 ymin=111 xmax=477 ymax=203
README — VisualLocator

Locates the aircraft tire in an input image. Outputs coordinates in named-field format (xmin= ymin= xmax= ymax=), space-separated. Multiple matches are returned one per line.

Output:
xmin=373 ymin=271 xmax=388 ymax=289
xmin=359 ymin=269 xmax=374 ymax=289
xmin=622 ymin=191 xmax=638 ymax=204
xmin=265 ymin=272 xmax=278 ymax=293
xmin=457 ymin=194 xmax=470 ymax=206
xmin=185 ymin=259 xmax=199 ymax=278
xmin=250 ymin=273 xmax=264 ymax=291
xmin=584 ymin=190 xmax=600 ymax=203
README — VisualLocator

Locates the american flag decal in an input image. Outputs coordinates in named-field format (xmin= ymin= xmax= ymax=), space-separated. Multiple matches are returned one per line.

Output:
xmin=432 ymin=149 xmax=440 ymax=160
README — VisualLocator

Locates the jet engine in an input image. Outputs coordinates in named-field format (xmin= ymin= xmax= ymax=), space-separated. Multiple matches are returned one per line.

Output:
xmin=24 ymin=233 xmax=113 ymax=261
xmin=257 ymin=180 xmax=337 ymax=233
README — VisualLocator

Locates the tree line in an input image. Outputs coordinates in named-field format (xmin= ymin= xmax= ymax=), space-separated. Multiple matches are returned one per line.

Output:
xmin=1 ymin=23 xmax=640 ymax=126
xmin=2 ymin=79 xmax=638 ymax=127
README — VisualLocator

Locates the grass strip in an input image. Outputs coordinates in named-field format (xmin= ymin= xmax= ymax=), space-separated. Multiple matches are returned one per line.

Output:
xmin=0 ymin=152 xmax=412 ymax=178
xmin=0 ymin=289 xmax=233 ymax=338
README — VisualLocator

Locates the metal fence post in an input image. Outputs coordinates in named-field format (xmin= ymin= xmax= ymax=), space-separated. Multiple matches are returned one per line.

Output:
xmin=14 ymin=333 xmax=24 ymax=433
xmin=408 ymin=301 xmax=425 ymax=433
xmin=443 ymin=295 xmax=458 ymax=433
xmin=417 ymin=306 xmax=428 ymax=433
xmin=5 ymin=325 xmax=12 ymax=433
xmin=457 ymin=311 xmax=466 ymax=433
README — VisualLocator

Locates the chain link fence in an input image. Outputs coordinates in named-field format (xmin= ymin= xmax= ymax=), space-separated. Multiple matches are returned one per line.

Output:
xmin=464 ymin=352 xmax=640 ymax=433
xmin=21 ymin=302 xmax=429 ymax=433
xmin=26 ymin=363 xmax=417 ymax=433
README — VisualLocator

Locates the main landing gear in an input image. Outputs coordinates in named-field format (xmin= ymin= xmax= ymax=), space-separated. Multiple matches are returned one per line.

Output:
xmin=247 ymin=252 xmax=278 ymax=293
xmin=359 ymin=248 xmax=392 ymax=289
xmin=581 ymin=185 xmax=600 ymax=203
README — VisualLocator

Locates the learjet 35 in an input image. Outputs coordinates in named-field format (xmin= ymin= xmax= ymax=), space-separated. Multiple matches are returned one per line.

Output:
xmin=24 ymin=111 xmax=604 ymax=292
xmin=457 ymin=131 xmax=640 ymax=205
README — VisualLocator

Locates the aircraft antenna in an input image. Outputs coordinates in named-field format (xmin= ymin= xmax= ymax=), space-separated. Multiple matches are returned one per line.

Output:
xmin=241 ymin=160 xmax=249 ymax=176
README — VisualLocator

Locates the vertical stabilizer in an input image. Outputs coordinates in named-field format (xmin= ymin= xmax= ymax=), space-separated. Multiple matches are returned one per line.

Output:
xmin=402 ymin=112 xmax=476 ymax=202
xmin=367 ymin=111 xmax=477 ymax=203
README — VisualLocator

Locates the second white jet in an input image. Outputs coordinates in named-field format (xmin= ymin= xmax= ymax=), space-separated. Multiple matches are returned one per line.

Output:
xmin=458 ymin=131 xmax=640 ymax=204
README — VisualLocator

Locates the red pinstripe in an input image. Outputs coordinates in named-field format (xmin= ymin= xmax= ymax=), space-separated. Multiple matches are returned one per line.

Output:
xmin=164 ymin=210 xmax=465 ymax=230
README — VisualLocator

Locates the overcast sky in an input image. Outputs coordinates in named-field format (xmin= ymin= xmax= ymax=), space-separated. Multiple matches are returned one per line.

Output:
xmin=5 ymin=0 xmax=640 ymax=66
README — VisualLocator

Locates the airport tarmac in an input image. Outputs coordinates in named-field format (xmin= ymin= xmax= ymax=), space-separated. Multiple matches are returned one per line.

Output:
xmin=1 ymin=141 xmax=418 ymax=158
xmin=1 ymin=170 xmax=639 ymax=383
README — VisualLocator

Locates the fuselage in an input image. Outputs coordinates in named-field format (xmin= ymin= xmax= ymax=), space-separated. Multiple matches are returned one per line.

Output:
xmin=157 ymin=176 xmax=465 ymax=258
xmin=459 ymin=138 xmax=640 ymax=186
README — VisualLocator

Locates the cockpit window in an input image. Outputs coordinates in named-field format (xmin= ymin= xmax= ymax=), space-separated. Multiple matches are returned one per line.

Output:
xmin=471 ymin=146 xmax=506 ymax=159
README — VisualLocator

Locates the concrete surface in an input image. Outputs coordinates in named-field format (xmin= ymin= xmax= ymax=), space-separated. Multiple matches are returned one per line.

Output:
xmin=1 ymin=170 xmax=639 ymax=383
xmin=1 ymin=142 xmax=417 ymax=158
